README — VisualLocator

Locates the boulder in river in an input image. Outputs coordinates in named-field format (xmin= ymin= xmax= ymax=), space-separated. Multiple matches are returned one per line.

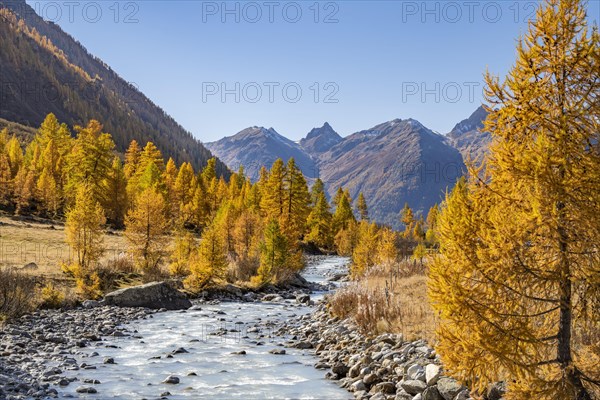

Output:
xmin=101 ymin=281 xmax=192 ymax=310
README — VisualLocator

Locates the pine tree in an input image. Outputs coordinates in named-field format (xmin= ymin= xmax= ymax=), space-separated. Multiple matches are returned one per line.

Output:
xmin=125 ymin=187 xmax=171 ymax=276
xmin=356 ymin=192 xmax=369 ymax=221
xmin=163 ymin=157 xmax=178 ymax=218
xmin=429 ymin=1 xmax=599 ymax=398
xmin=334 ymin=219 xmax=359 ymax=257
xmin=332 ymin=186 xmax=344 ymax=208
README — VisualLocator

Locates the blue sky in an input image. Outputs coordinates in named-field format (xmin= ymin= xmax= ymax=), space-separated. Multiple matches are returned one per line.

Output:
xmin=27 ymin=0 xmax=600 ymax=142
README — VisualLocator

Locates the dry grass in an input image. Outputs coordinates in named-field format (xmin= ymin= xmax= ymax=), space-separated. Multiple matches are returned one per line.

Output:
xmin=329 ymin=259 xmax=437 ymax=343
xmin=0 ymin=215 xmax=130 ymax=278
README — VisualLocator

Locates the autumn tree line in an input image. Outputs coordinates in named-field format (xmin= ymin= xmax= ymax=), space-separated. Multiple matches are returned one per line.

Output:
xmin=0 ymin=114 xmax=437 ymax=295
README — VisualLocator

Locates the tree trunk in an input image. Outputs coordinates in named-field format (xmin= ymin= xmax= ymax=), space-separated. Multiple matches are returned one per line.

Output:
xmin=556 ymin=210 xmax=590 ymax=400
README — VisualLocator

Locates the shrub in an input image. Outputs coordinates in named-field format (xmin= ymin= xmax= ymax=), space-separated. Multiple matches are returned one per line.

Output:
xmin=39 ymin=283 xmax=65 ymax=309
xmin=0 ymin=268 xmax=37 ymax=320
xmin=75 ymin=271 xmax=102 ymax=300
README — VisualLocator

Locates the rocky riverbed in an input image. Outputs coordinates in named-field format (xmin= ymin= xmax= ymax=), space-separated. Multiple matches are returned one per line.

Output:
xmin=275 ymin=303 xmax=507 ymax=400
xmin=0 ymin=256 xmax=503 ymax=400
xmin=0 ymin=306 xmax=155 ymax=399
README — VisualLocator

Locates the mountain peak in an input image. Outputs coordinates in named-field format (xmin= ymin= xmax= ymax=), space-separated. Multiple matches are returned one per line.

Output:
xmin=447 ymin=106 xmax=491 ymax=161
xmin=300 ymin=122 xmax=342 ymax=154
xmin=206 ymin=126 xmax=317 ymax=181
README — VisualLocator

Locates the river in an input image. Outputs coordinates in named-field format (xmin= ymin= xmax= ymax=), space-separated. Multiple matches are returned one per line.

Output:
xmin=57 ymin=256 xmax=352 ymax=399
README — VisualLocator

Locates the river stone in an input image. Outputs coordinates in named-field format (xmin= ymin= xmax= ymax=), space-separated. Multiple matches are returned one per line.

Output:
xmin=487 ymin=381 xmax=506 ymax=400
xmin=407 ymin=364 xmax=426 ymax=381
xmin=287 ymin=273 xmax=310 ymax=288
xmin=400 ymin=379 xmax=427 ymax=395
xmin=425 ymin=364 xmax=441 ymax=385
xmin=351 ymin=380 xmax=367 ymax=392
xmin=436 ymin=377 xmax=465 ymax=400
xmin=394 ymin=389 xmax=413 ymax=400
xmin=332 ymin=362 xmax=349 ymax=378
xmin=296 ymin=293 xmax=310 ymax=304
xmin=269 ymin=348 xmax=286 ymax=355
xmin=76 ymin=386 xmax=97 ymax=394
xmin=363 ymin=372 xmax=380 ymax=385
xmin=101 ymin=281 xmax=192 ymax=310
xmin=422 ymin=386 xmax=443 ymax=400
xmin=371 ymin=381 xmax=395 ymax=394
xmin=162 ymin=375 xmax=180 ymax=384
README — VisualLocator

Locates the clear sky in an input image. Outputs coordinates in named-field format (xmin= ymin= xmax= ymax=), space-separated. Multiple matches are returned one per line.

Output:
xmin=26 ymin=0 xmax=599 ymax=142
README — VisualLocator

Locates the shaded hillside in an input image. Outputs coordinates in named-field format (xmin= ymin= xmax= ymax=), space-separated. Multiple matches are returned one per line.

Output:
xmin=0 ymin=1 xmax=228 ymax=176
xmin=318 ymin=119 xmax=465 ymax=227
xmin=0 ymin=117 xmax=36 ymax=143
xmin=206 ymin=127 xmax=317 ymax=181
xmin=447 ymin=106 xmax=491 ymax=162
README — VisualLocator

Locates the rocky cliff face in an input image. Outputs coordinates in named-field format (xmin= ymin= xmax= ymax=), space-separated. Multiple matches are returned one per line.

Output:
xmin=447 ymin=106 xmax=491 ymax=162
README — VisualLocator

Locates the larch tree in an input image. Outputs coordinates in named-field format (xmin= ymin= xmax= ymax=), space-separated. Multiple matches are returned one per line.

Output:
xmin=185 ymin=223 xmax=227 ymax=290
xmin=104 ymin=157 xmax=128 ymax=228
xmin=169 ymin=228 xmax=196 ymax=277
xmin=377 ymin=227 xmax=398 ymax=269
xmin=64 ymin=120 xmax=115 ymax=207
xmin=124 ymin=140 xmax=141 ymax=179
xmin=351 ymin=221 xmax=379 ymax=276
xmin=310 ymin=178 xmax=325 ymax=206
xmin=425 ymin=204 xmax=439 ymax=245
xmin=282 ymin=158 xmax=311 ymax=242
xmin=125 ymin=187 xmax=171 ymax=277
xmin=260 ymin=158 xmax=286 ymax=220
xmin=356 ymin=192 xmax=369 ymax=221
xmin=306 ymin=191 xmax=333 ymax=249
xmin=64 ymin=184 xmax=106 ymax=299
xmin=254 ymin=218 xmax=289 ymax=285
xmin=400 ymin=202 xmax=414 ymax=239
xmin=0 ymin=147 xmax=13 ymax=206
xmin=332 ymin=190 xmax=355 ymax=233
xmin=6 ymin=136 xmax=23 ymax=178
xmin=428 ymin=1 xmax=599 ymax=399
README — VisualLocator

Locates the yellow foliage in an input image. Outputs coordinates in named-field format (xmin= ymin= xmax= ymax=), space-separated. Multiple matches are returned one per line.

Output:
xmin=428 ymin=1 xmax=600 ymax=398
xmin=125 ymin=187 xmax=170 ymax=276
xmin=40 ymin=283 xmax=65 ymax=309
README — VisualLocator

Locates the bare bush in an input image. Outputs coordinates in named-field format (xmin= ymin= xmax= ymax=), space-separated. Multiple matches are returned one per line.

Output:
xmin=0 ymin=268 xmax=37 ymax=320
xmin=328 ymin=263 xmax=437 ymax=342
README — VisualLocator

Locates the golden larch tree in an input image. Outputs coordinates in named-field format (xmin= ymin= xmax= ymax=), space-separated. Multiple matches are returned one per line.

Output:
xmin=125 ymin=187 xmax=171 ymax=277
xmin=428 ymin=1 xmax=599 ymax=399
